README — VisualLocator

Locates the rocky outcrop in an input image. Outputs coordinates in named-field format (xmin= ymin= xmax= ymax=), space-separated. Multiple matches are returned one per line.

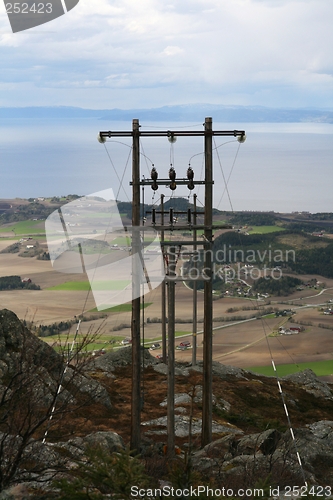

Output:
xmin=160 ymin=393 xmax=192 ymax=407
xmin=142 ymin=414 xmax=240 ymax=438
xmin=0 ymin=309 xmax=111 ymax=409
xmin=191 ymin=421 xmax=333 ymax=486
xmin=153 ymin=362 xmax=190 ymax=376
xmin=236 ymin=428 xmax=282 ymax=456
xmin=280 ymin=420 xmax=333 ymax=480
xmin=0 ymin=431 xmax=125 ymax=499
xmin=211 ymin=361 xmax=248 ymax=380
xmin=25 ymin=430 xmax=125 ymax=468
xmin=284 ymin=368 xmax=333 ymax=399
xmin=87 ymin=345 xmax=159 ymax=372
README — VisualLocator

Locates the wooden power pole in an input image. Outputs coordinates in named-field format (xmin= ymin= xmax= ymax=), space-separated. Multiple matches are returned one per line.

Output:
xmin=202 ymin=117 xmax=213 ymax=446
xmin=161 ymin=194 xmax=167 ymax=364
xmin=98 ymin=120 xmax=246 ymax=452
xmin=192 ymin=194 xmax=198 ymax=366
xmin=131 ymin=118 xmax=141 ymax=452
xmin=167 ymin=245 xmax=176 ymax=455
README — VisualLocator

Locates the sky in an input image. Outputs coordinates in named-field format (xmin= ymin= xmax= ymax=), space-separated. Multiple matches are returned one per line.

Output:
xmin=0 ymin=0 xmax=333 ymax=110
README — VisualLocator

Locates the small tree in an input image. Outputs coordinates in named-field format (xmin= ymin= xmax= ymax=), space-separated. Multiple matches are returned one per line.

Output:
xmin=51 ymin=447 xmax=149 ymax=500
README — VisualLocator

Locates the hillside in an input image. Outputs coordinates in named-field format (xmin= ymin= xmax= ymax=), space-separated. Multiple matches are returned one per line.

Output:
xmin=1 ymin=309 xmax=333 ymax=497
xmin=213 ymin=229 xmax=333 ymax=278
xmin=1 ymin=105 xmax=333 ymax=123
xmin=2 ymin=197 xmax=333 ymax=280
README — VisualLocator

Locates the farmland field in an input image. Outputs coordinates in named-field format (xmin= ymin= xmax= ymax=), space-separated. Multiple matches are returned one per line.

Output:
xmin=89 ymin=302 xmax=152 ymax=313
xmin=247 ymin=359 xmax=333 ymax=377
xmin=47 ymin=280 xmax=131 ymax=291
xmin=0 ymin=220 xmax=45 ymax=235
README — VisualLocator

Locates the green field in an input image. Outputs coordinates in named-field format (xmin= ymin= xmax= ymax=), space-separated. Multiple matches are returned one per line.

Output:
xmin=47 ymin=329 xmax=162 ymax=353
xmin=213 ymin=219 xmax=228 ymax=226
xmin=47 ymin=280 xmax=131 ymax=291
xmin=0 ymin=220 xmax=45 ymax=235
xmin=247 ymin=359 xmax=333 ymax=377
xmin=45 ymin=333 xmax=119 ymax=353
xmin=175 ymin=331 xmax=192 ymax=337
xmin=248 ymin=225 xmax=285 ymax=235
xmin=90 ymin=302 xmax=152 ymax=313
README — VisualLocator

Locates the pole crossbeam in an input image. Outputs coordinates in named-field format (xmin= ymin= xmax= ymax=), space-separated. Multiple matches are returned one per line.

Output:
xmin=131 ymin=180 xmax=210 ymax=186
xmin=146 ymin=211 xmax=204 ymax=215
xmin=99 ymin=129 xmax=245 ymax=139
xmin=159 ymin=240 xmax=211 ymax=246
xmin=147 ymin=224 xmax=232 ymax=231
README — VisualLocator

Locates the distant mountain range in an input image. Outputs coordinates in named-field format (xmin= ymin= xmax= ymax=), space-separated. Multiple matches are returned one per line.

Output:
xmin=1 ymin=104 xmax=333 ymax=123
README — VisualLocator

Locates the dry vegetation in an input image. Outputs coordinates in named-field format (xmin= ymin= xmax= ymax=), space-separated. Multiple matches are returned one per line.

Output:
xmin=36 ymin=363 xmax=333 ymax=449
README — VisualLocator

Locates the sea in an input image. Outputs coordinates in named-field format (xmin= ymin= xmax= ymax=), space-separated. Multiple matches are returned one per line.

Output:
xmin=0 ymin=118 xmax=332 ymax=214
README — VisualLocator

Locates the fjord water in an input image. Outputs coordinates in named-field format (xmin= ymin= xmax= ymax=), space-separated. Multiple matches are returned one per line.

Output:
xmin=0 ymin=118 xmax=332 ymax=213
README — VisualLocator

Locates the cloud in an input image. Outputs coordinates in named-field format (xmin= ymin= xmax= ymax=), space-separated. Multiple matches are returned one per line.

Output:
xmin=0 ymin=0 xmax=332 ymax=108
xmin=162 ymin=46 xmax=184 ymax=57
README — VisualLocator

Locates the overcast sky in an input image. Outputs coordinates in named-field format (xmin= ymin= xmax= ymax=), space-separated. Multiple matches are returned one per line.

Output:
xmin=0 ymin=0 xmax=332 ymax=110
